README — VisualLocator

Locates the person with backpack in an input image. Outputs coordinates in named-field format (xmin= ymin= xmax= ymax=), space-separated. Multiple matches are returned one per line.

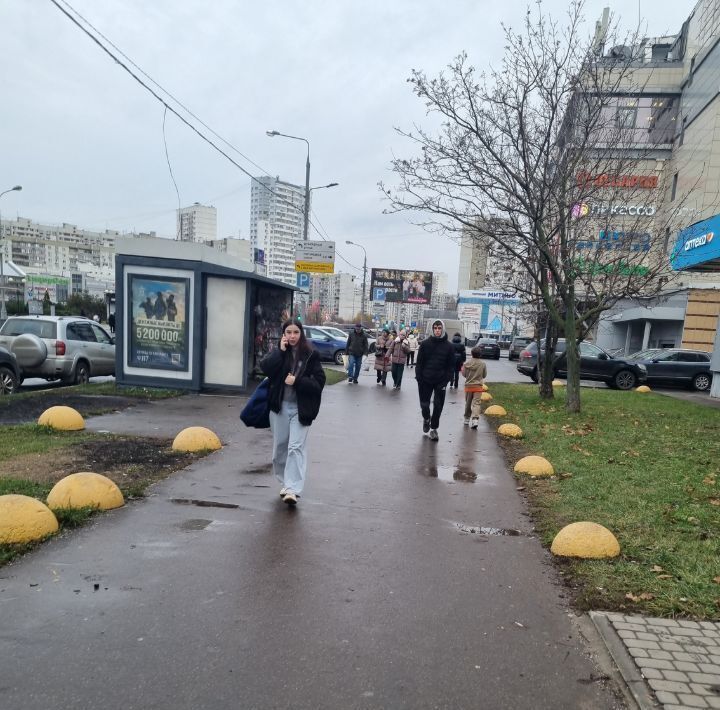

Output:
xmin=450 ymin=332 xmax=467 ymax=389
xmin=261 ymin=317 xmax=326 ymax=506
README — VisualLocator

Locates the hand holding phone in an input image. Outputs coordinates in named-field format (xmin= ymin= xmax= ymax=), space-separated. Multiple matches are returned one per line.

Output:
xmin=280 ymin=335 xmax=288 ymax=351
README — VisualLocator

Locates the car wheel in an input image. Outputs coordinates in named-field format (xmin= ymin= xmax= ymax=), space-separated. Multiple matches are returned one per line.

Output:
xmin=495 ymin=353 xmax=500 ymax=360
xmin=530 ymin=367 xmax=539 ymax=384
xmin=692 ymin=372 xmax=712 ymax=392
xmin=334 ymin=350 xmax=345 ymax=366
xmin=613 ymin=369 xmax=637 ymax=391
xmin=74 ymin=361 xmax=91 ymax=385
xmin=0 ymin=366 xmax=19 ymax=395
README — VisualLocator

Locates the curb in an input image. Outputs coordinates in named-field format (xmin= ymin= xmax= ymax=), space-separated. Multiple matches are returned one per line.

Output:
xmin=589 ymin=611 xmax=659 ymax=709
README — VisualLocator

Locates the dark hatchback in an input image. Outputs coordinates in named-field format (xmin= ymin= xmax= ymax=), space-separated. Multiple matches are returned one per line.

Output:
xmin=474 ymin=337 xmax=501 ymax=359
xmin=0 ymin=345 xmax=20 ymax=395
xmin=508 ymin=336 xmax=532 ymax=361
xmin=517 ymin=339 xmax=647 ymax=390
xmin=627 ymin=348 xmax=713 ymax=391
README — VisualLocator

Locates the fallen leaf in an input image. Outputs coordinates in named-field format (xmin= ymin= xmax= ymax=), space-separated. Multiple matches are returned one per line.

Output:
xmin=625 ymin=592 xmax=639 ymax=602
xmin=702 ymin=476 xmax=716 ymax=486
xmin=713 ymin=577 xmax=720 ymax=585
xmin=657 ymin=575 xmax=672 ymax=580
xmin=516 ymin=486 xmax=526 ymax=491
xmin=638 ymin=592 xmax=654 ymax=601
xmin=709 ymin=499 xmax=720 ymax=506
xmin=651 ymin=565 xmax=664 ymax=573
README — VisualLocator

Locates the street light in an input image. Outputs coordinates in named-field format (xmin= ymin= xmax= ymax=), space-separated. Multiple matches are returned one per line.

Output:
xmin=0 ymin=185 xmax=22 ymax=321
xmin=266 ymin=130 xmax=311 ymax=241
xmin=345 ymin=240 xmax=367 ymax=324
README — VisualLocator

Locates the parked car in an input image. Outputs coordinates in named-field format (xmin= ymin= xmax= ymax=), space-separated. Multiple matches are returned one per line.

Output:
xmin=517 ymin=339 xmax=647 ymax=390
xmin=0 ymin=345 xmax=20 ymax=395
xmin=626 ymin=348 xmax=713 ymax=391
xmin=508 ymin=336 xmax=532 ymax=361
xmin=317 ymin=326 xmax=376 ymax=354
xmin=303 ymin=326 xmax=346 ymax=365
xmin=0 ymin=315 xmax=115 ymax=384
xmin=474 ymin=337 xmax=501 ymax=360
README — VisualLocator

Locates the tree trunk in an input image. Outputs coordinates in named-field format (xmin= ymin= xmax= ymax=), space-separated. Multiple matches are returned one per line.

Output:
xmin=538 ymin=325 xmax=555 ymax=400
xmin=564 ymin=304 xmax=581 ymax=413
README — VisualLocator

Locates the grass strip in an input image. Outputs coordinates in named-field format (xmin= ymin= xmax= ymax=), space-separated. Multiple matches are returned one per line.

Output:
xmin=488 ymin=383 xmax=720 ymax=619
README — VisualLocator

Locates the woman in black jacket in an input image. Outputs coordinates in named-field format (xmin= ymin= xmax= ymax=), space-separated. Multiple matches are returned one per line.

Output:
xmin=450 ymin=332 xmax=467 ymax=389
xmin=260 ymin=317 xmax=326 ymax=506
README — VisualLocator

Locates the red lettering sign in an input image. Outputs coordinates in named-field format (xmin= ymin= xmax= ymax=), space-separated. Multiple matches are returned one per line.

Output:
xmin=576 ymin=173 xmax=658 ymax=189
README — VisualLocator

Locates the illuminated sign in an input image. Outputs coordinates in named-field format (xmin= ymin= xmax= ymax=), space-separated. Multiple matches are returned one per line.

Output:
xmin=684 ymin=232 xmax=714 ymax=251
xmin=572 ymin=203 xmax=656 ymax=218
xmin=576 ymin=172 xmax=659 ymax=189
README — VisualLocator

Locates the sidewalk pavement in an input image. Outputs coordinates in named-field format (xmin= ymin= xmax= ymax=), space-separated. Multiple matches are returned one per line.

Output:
xmin=0 ymin=366 xmax=713 ymax=709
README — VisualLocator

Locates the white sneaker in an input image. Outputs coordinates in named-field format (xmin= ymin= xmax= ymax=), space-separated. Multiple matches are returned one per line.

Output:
xmin=429 ymin=429 xmax=439 ymax=441
xmin=463 ymin=418 xmax=470 ymax=426
xmin=283 ymin=492 xmax=297 ymax=506
xmin=279 ymin=487 xmax=288 ymax=498
xmin=470 ymin=418 xmax=479 ymax=429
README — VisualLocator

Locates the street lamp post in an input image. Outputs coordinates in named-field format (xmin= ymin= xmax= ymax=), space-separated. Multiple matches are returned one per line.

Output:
xmin=345 ymin=240 xmax=367 ymax=324
xmin=266 ymin=130 xmax=311 ymax=241
xmin=0 ymin=185 xmax=22 ymax=321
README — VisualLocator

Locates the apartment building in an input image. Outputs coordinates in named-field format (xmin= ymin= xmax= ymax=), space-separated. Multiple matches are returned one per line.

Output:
xmin=250 ymin=176 xmax=307 ymax=286
xmin=177 ymin=203 xmax=217 ymax=243
xmin=308 ymin=272 xmax=356 ymax=320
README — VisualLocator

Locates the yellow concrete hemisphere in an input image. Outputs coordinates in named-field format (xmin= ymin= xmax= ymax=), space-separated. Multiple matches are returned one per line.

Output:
xmin=480 ymin=392 xmax=493 ymax=402
xmin=513 ymin=455 xmax=554 ymax=477
xmin=0 ymin=494 xmax=59 ymax=544
xmin=172 ymin=426 xmax=222 ymax=452
xmin=484 ymin=405 xmax=507 ymax=417
xmin=497 ymin=423 xmax=523 ymax=438
xmin=47 ymin=472 xmax=125 ymax=511
xmin=38 ymin=406 xmax=85 ymax=431
xmin=550 ymin=522 xmax=620 ymax=559
xmin=636 ymin=385 xmax=651 ymax=393
xmin=481 ymin=384 xmax=489 ymax=392
xmin=551 ymin=379 xmax=564 ymax=387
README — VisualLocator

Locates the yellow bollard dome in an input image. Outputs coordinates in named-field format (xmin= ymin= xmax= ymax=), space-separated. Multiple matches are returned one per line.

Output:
xmin=0 ymin=495 xmax=59 ymax=544
xmin=38 ymin=406 xmax=85 ymax=431
xmin=172 ymin=426 xmax=222 ymax=452
xmin=47 ymin=472 xmax=124 ymax=511
xmin=550 ymin=522 xmax=620 ymax=559
xmin=498 ymin=423 xmax=523 ymax=438
xmin=484 ymin=405 xmax=507 ymax=417
xmin=514 ymin=455 xmax=554 ymax=478
xmin=551 ymin=379 xmax=564 ymax=387
xmin=481 ymin=384 xmax=489 ymax=392
xmin=636 ymin=385 xmax=651 ymax=393
xmin=480 ymin=392 xmax=493 ymax=402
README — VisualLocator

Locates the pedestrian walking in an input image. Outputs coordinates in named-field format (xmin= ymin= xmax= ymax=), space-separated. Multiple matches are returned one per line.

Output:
xmin=462 ymin=345 xmax=488 ymax=429
xmin=450 ymin=332 xmax=467 ymax=389
xmin=387 ymin=329 xmax=410 ymax=390
xmin=415 ymin=320 xmax=456 ymax=441
xmin=260 ymin=317 xmax=326 ymax=506
xmin=345 ymin=323 xmax=369 ymax=384
xmin=374 ymin=328 xmax=391 ymax=386
xmin=406 ymin=331 xmax=419 ymax=367
xmin=108 ymin=312 xmax=115 ymax=333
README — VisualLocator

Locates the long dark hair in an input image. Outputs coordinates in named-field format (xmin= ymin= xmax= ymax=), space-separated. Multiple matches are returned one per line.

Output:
xmin=281 ymin=317 xmax=312 ymax=359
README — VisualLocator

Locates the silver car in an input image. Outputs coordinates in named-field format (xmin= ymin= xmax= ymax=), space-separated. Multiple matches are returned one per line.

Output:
xmin=0 ymin=315 xmax=115 ymax=384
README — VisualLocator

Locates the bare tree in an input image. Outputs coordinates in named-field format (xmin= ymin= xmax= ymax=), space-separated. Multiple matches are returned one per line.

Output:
xmin=382 ymin=1 xmax=691 ymax=412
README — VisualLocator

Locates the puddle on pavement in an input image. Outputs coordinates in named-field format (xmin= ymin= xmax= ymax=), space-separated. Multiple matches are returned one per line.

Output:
xmin=170 ymin=498 xmax=239 ymax=509
xmin=455 ymin=522 xmax=522 ymax=536
xmin=426 ymin=465 xmax=478 ymax=483
xmin=178 ymin=518 xmax=213 ymax=531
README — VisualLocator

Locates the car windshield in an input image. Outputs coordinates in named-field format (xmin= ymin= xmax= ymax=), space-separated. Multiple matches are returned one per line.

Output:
xmin=0 ymin=319 xmax=57 ymax=338
xmin=318 ymin=327 xmax=347 ymax=340
xmin=478 ymin=339 xmax=496 ymax=345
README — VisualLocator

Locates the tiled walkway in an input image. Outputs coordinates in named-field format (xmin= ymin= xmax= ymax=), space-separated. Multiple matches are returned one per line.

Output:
xmin=592 ymin=612 xmax=720 ymax=709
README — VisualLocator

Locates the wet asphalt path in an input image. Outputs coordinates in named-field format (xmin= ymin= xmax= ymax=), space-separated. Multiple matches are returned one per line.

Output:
xmin=1 ymin=368 xmax=621 ymax=709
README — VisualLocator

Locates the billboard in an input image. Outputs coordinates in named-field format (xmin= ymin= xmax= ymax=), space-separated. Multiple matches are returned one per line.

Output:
xmin=128 ymin=274 xmax=190 ymax=371
xmin=370 ymin=269 xmax=433 ymax=304
xmin=25 ymin=274 xmax=70 ymax=303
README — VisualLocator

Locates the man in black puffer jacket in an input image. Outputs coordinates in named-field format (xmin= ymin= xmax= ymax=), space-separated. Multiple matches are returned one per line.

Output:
xmin=415 ymin=320 xmax=456 ymax=441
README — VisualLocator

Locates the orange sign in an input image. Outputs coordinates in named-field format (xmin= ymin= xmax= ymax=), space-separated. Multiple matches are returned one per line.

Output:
xmin=576 ymin=172 xmax=658 ymax=189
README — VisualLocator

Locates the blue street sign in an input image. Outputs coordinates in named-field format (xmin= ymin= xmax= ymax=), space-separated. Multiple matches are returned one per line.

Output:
xmin=372 ymin=287 xmax=386 ymax=302
xmin=296 ymin=272 xmax=310 ymax=289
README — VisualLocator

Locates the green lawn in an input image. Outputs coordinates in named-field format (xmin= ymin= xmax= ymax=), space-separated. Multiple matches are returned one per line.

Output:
xmin=488 ymin=384 xmax=720 ymax=619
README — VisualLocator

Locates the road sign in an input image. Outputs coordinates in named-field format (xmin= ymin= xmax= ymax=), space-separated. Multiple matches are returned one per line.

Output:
xmin=296 ymin=272 xmax=310 ymax=289
xmin=295 ymin=240 xmax=335 ymax=273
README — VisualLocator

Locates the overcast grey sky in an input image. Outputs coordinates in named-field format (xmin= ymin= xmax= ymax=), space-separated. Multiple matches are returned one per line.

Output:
xmin=2 ymin=0 xmax=694 ymax=289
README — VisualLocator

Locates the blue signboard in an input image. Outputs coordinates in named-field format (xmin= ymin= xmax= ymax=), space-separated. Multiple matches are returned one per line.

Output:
xmin=296 ymin=272 xmax=310 ymax=289
xmin=372 ymin=287 xmax=387 ymax=302
xmin=671 ymin=214 xmax=720 ymax=271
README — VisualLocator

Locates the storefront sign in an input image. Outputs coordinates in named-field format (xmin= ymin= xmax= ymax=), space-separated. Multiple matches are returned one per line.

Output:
xmin=576 ymin=172 xmax=659 ymax=189
xmin=572 ymin=203 xmax=656 ymax=218
xmin=575 ymin=231 xmax=651 ymax=252
xmin=128 ymin=274 xmax=190 ymax=371
xmin=672 ymin=214 xmax=720 ymax=271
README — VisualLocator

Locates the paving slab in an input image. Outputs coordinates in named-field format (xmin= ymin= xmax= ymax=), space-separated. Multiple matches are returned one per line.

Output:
xmin=1 ymin=370 xmax=624 ymax=709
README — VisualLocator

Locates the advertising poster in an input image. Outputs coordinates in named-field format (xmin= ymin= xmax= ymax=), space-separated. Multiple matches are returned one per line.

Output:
xmin=129 ymin=275 xmax=190 ymax=371
xmin=370 ymin=269 xmax=433 ymax=304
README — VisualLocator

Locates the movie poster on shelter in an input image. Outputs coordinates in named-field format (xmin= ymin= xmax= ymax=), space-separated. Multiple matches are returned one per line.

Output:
xmin=370 ymin=269 xmax=433 ymax=304
xmin=129 ymin=275 xmax=189 ymax=371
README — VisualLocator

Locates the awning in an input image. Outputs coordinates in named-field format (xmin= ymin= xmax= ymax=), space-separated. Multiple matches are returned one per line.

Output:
xmin=0 ymin=261 xmax=26 ymax=278
xmin=608 ymin=306 xmax=685 ymax=323
xmin=671 ymin=214 xmax=720 ymax=271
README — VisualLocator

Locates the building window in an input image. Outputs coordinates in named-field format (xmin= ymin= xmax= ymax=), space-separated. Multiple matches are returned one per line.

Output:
xmin=671 ymin=172 xmax=678 ymax=201
xmin=616 ymin=100 xmax=638 ymax=130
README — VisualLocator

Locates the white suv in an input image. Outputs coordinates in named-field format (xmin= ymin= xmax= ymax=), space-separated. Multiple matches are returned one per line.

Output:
xmin=0 ymin=316 xmax=115 ymax=384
